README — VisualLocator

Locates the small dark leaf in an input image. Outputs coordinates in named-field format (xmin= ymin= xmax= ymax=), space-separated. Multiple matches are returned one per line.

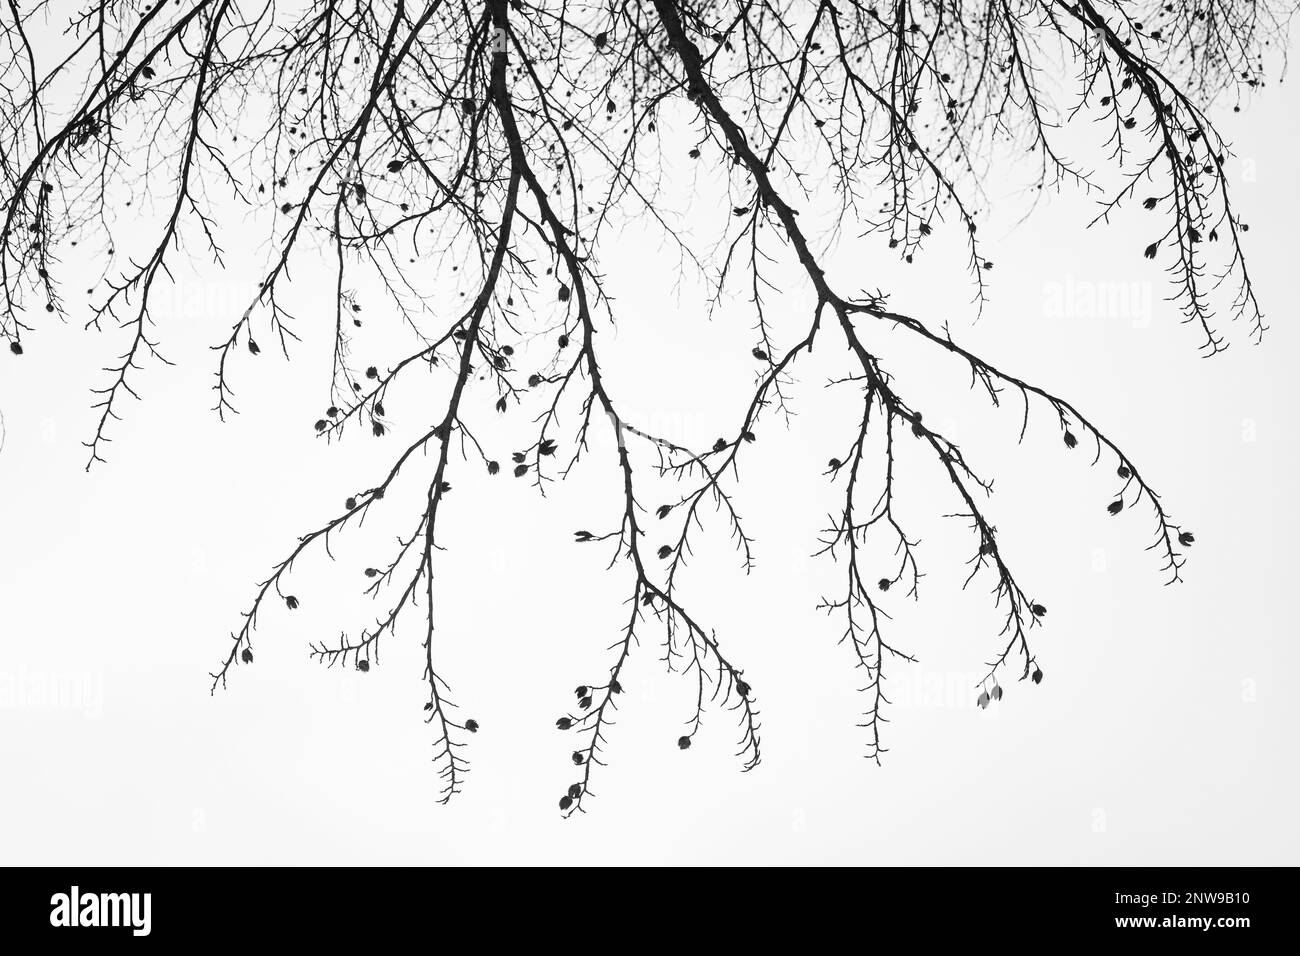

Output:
xmin=240 ymin=647 xmax=253 ymax=664
xmin=557 ymin=283 xmax=571 ymax=302
xmin=285 ymin=595 xmax=299 ymax=610
xmin=487 ymin=460 xmax=500 ymax=475
xmin=677 ymin=735 xmax=692 ymax=750
xmin=465 ymin=719 xmax=479 ymax=733
xmin=1063 ymin=431 xmax=1077 ymax=449
xmin=656 ymin=504 xmax=671 ymax=519
xmin=556 ymin=717 xmax=572 ymax=730
xmin=609 ymin=680 xmax=622 ymax=694
xmin=1117 ymin=465 xmax=1132 ymax=479
xmin=513 ymin=463 xmax=528 ymax=477
xmin=878 ymin=578 xmax=891 ymax=592
xmin=559 ymin=795 xmax=573 ymax=810
xmin=1107 ymin=499 xmax=1124 ymax=515
xmin=386 ymin=160 xmax=405 ymax=173
xmin=1031 ymin=668 xmax=1044 ymax=685
xmin=1031 ymin=603 xmax=1047 ymax=618
xmin=751 ymin=346 xmax=768 ymax=361
xmin=356 ymin=659 xmax=370 ymax=673
xmin=657 ymin=545 xmax=672 ymax=559
xmin=1178 ymin=531 xmax=1195 ymax=547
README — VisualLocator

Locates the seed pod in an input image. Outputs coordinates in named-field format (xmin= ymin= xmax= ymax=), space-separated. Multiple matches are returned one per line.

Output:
xmin=1031 ymin=668 xmax=1044 ymax=685
xmin=677 ymin=736 xmax=692 ymax=750
xmin=557 ymin=283 xmax=571 ymax=302
xmin=285 ymin=596 xmax=299 ymax=610
xmin=315 ymin=419 xmax=328 ymax=432
xmin=487 ymin=460 xmax=500 ymax=475
xmin=465 ymin=719 xmax=479 ymax=733
xmin=656 ymin=504 xmax=671 ymax=519
xmin=752 ymin=346 xmax=768 ymax=361
xmin=356 ymin=659 xmax=370 ymax=672
xmin=736 ymin=680 xmax=751 ymax=698
xmin=1107 ymin=499 xmax=1124 ymax=515
xmin=8 ymin=341 xmax=22 ymax=355
xmin=977 ymin=691 xmax=990 ymax=709
xmin=991 ymin=685 xmax=1003 ymax=701
xmin=828 ymin=458 xmax=842 ymax=469
xmin=559 ymin=795 xmax=572 ymax=810
xmin=557 ymin=334 xmax=569 ymax=348
xmin=1031 ymin=603 xmax=1047 ymax=617
xmin=241 ymin=647 xmax=253 ymax=664
xmin=657 ymin=545 xmax=672 ymax=559
xmin=513 ymin=463 xmax=528 ymax=477
xmin=571 ymin=751 xmax=584 ymax=765
xmin=1117 ymin=465 xmax=1132 ymax=479
xmin=1063 ymin=431 xmax=1077 ymax=449
xmin=346 ymin=497 xmax=357 ymax=510
xmin=878 ymin=578 xmax=891 ymax=592
xmin=386 ymin=160 xmax=404 ymax=173
xmin=556 ymin=717 xmax=572 ymax=730
xmin=609 ymin=680 xmax=622 ymax=694
xmin=248 ymin=339 xmax=260 ymax=355
xmin=579 ymin=696 xmax=592 ymax=709
xmin=568 ymin=783 xmax=582 ymax=799
xmin=1178 ymin=531 xmax=1195 ymax=547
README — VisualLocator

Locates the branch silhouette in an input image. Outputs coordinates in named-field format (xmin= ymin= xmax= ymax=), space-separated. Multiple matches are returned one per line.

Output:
xmin=1 ymin=0 xmax=1287 ymax=809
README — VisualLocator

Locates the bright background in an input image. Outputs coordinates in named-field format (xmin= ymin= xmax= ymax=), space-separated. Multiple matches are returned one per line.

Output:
xmin=1 ymin=21 xmax=1297 ymax=865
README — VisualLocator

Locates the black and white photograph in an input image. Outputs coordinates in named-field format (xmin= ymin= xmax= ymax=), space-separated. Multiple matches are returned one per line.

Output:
xmin=0 ymin=0 xmax=1295 ymax=921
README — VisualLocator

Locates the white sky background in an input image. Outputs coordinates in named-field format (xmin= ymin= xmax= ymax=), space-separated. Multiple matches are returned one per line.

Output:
xmin=0 ymin=13 xmax=1298 ymax=865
